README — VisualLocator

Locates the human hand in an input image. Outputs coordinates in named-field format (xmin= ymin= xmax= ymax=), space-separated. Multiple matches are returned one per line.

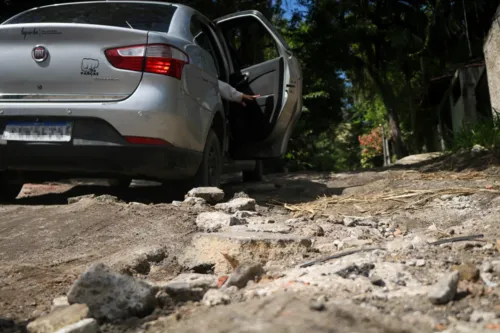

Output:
xmin=241 ymin=94 xmax=260 ymax=107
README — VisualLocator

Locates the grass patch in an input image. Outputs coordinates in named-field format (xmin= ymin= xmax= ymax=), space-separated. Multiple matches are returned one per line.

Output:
xmin=451 ymin=111 xmax=500 ymax=152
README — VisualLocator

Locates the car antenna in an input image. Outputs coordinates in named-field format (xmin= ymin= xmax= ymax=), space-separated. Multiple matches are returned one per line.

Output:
xmin=125 ymin=21 xmax=134 ymax=29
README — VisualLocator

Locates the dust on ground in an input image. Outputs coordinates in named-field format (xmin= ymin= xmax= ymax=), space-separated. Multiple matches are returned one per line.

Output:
xmin=1 ymin=148 xmax=499 ymax=333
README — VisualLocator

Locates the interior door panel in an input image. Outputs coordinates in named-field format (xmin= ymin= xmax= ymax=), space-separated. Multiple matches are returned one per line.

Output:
xmin=229 ymin=57 xmax=283 ymax=142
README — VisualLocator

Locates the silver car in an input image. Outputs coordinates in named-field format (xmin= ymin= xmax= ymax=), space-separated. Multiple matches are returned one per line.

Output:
xmin=0 ymin=1 xmax=302 ymax=200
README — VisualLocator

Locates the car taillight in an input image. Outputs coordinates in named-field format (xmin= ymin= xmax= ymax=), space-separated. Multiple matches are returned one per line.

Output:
xmin=105 ymin=44 xmax=189 ymax=80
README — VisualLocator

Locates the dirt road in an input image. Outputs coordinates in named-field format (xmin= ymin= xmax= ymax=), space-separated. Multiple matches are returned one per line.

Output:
xmin=1 ymin=150 xmax=499 ymax=333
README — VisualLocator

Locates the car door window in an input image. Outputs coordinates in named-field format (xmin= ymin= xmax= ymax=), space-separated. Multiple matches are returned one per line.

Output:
xmin=190 ymin=16 xmax=222 ymax=77
xmin=220 ymin=16 xmax=279 ymax=70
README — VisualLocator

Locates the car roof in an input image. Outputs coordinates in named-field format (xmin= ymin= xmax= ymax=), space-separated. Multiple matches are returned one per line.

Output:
xmin=34 ymin=1 xmax=188 ymax=11
xmin=17 ymin=1 xmax=204 ymax=23
xmin=6 ymin=1 xmax=212 ymax=38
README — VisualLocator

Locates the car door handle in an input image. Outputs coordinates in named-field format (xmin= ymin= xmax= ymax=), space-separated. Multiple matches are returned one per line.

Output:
xmin=235 ymin=73 xmax=249 ymax=87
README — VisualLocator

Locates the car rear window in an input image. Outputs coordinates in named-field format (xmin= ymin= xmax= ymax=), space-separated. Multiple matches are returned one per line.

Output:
xmin=4 ymin=3 xmax=177 ymax=33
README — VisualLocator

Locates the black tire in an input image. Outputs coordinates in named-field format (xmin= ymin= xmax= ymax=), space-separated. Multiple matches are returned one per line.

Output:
xmin=0 ymin=176 xmax=23 ymax=202
xmin=106 ymin=178 xmax=132 ymax=188
xmin=243 ymin=160 xmax=263 ymax=182
xmin=193 ymin=129 xmax=222 ymax=187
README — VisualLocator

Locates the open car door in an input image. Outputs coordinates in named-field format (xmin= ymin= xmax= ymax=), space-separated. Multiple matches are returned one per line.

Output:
xmin=215 ymin=10 xmax=302 ymax=160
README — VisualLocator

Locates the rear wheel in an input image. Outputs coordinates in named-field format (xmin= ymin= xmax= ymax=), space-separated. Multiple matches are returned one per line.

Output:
xmin=242 ymin=160 xmax=263 ymax=182
xmin=0 ymin=175 xmax=23 ymax=202
xmin=162 ymin=129 xmax=222 ymax=199
xmin=193 ymin=129 xmax=222 ymax=187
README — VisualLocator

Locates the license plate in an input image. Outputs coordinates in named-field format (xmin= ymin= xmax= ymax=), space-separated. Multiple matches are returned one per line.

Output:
xmin=2 ymin=121 xmax=73 ymax=142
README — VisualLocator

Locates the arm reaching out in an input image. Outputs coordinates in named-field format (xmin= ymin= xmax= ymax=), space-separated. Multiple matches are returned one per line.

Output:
xmin=218 ymin=80 xmax=260 ymax=106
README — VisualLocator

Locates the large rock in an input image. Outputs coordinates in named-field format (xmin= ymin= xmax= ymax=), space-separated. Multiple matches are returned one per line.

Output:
xmin=53 ymin=319 xmax=98 ymax=333
xmin=215 ymin=198 xmax=256 ymax=213
xmin=427 ymin=271 xmax=459 ymax=305
xmin=27 ymin=304 xmax=89 ymax=333
xmin=144 ymin=293 xmax=421 ymax=333
xmin=179 ymin=232 xmax=311 ymax=275
xmin=67 ymin=263 xmax=157 ymax=321
xmin=196 ymin=212 xmax=245 ymax=232
xmin=186 ymin=187 xmax=225 ymax=203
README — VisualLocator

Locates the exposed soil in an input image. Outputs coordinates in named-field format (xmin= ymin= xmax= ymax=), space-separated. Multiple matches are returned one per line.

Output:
xmin=1 ymin=149 xmax=499 ymax=333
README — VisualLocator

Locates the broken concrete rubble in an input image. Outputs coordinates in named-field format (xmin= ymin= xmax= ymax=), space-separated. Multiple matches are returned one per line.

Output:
xmin=51 ymin=296 xmax=70 ymax=312
xmin=453 ymin=263 xmax=480 ymax=281
xmin=230 ymin=223 xmax=292 ymax=234
xmin=153 ymin=273 xmax=217 ymax=302
xmin=427 ymin=271 xmax=459 ymax=305
xmin=202 ymin=289 xmax=231 ymax=307
xmin=27 ymin=304 xmax=89 ymax=333
xmin=4 ymin=157 xmax=500 ymax=333
xmin=222 ymin=262 xmax=264 ymax=289
xmin=67 ymin=263 xmax=157 ymax=321
xmin=185 ymin=187 xmax=225 ymax=203
xmin=53 ymin=319 xmax=98 ymax=333
xmin=301 ymin=224 xmax=325 ymax=237
xmin=215 ymin=197 xmax=256 ymax=213
xmin=195 ymin=212 xmax=245 ymax=232
xmin=109 ymin=245 xmax=167 ymax=275
xmin=143 ymin=293 xmax=421 ymax=333
xmin=178 ymin=232 xmax=312 ymax=275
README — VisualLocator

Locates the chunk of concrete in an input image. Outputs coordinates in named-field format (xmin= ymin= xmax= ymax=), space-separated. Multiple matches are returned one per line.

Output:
xmin=202 ymin=289 xmax=231 ymax=307
xmin=427 ymin=271 xmax=459 ymax=305
xmin=196 ymin=212 xmax=245 ymax=232
xmin=27 ymin=304 xmax=89 ymax=333
xmin=54 ymin=319 xmax=98 ymax=333
xmin=223 ymin=262 xmax=264 ymax=289
xmin=215 ymin=198 xmax=256 ymax=213
xmin=231 ymin=224 xmax=292 ymax=234
xmin=186 ymin=187 xmax=225 ymax=203
xmin=153 ymin=273 xmax=217 ymax=302
xmin=51 ymin=296 xmax=70 ymax=312
xmin=179 ymin=232 xmax=311 ymax=275
xmin=67 ymin=263 xmax=157 ymax=321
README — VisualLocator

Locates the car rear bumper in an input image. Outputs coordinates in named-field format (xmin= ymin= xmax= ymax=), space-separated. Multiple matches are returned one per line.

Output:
xmin=0 ymin=142 xmax=202 ymax=181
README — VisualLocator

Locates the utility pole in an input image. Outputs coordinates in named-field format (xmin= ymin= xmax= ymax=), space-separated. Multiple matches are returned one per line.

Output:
xmin=381 ymin=125 xmax=391 ymax=166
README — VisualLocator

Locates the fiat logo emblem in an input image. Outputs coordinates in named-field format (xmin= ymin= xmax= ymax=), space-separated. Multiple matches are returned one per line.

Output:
xmin=32 ymin=45 xmax=48 ymax=62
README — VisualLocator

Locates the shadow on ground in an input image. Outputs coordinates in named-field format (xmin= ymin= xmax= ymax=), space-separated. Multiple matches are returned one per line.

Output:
xmin=0 ymin=317 xmax=26 ymax=333
xmin=385 ymin=148 xmax=499 ymax=173
xmin=10 ymin=175 xmax=344 ymax=207
xmin=10 ymin=149 xmax=496 ymax=207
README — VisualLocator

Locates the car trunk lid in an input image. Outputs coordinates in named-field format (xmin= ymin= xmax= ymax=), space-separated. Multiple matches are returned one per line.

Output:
xmin=0 ymin=23 xmax=150 ymax=101
xmin=0 ymin=2 xmax=178 ymax=102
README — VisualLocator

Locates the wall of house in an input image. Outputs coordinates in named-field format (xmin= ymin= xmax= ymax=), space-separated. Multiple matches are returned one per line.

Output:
xmin=484 ymin=6 xmax=500 ymax=118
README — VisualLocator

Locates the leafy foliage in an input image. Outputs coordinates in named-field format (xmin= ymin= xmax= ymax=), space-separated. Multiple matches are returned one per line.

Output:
xmin=451 ymin=112 xmax=500 ymax=152
xmin=358 ymin=127 xmax=384 ymax=168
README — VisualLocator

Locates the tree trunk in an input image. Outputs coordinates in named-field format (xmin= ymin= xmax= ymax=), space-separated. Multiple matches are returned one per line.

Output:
xmin=363 ymin=63 xmax=409 ymax=158
xmin=386 ymin=108 xmax=409 ymax=158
